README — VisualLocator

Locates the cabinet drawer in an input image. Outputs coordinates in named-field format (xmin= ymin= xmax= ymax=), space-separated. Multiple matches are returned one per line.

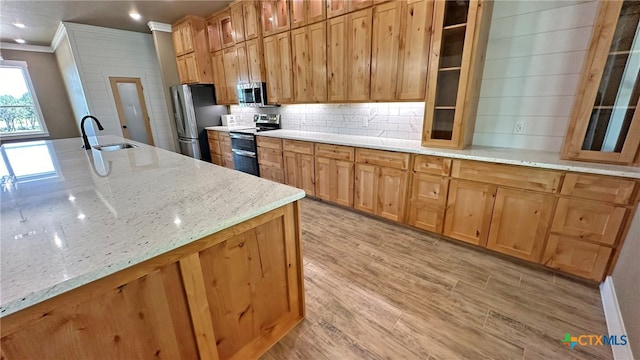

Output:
xmin=356 ymin=148 xmax=409 ymax=170
xmin=207 ymin=130 xmax=219 ymax=140
xmin=410 ymin=173 xmax=449 ymax=206
xmin=407 ymin=201 xmax=445 ymax=234
xmin=283 ymin=140 xmax=314 ymax=155
xmin=258 ymin=148 xmax=284 ymax=168
xmin=542 ymin=234 xmax=612 ymax=281
xmin=257 ymin=136 xmax=283 ymax=150
xmin=209 ymin=140 xmax=221 ymax=155
xmin=551 ymin=198 xmax=626 ymax=246
xmin=315 ymin=143 xmax=355 ymax=161
xmin=451 ymin=160 xmax=562 ymax=193
xmin=561 ymin=173 xmax=636 ymax=205
xmin=413 ymin=155 xmax=452 ymax=176
xmin=259 ymin=165 xmax=284 ymax=183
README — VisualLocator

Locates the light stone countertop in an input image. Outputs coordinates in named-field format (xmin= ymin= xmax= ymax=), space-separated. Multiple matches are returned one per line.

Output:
xmin=204 ymin=125 xmax=254 ymax=132
xmin=206 ymin=128 xmax=640 ymax=179
xmin=0 ymin=136 xmax=305 ymax=317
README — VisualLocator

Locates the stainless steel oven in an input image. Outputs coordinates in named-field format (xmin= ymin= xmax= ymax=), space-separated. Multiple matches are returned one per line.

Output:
xmin=237 ymin=82 xmax=268 ymax=107
xmin=230 ymin=132 xmax=259 ymax=176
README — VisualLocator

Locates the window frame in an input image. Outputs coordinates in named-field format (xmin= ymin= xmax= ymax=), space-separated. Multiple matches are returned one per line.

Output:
xmin=0 ymin=60 xmax=49 ymax=140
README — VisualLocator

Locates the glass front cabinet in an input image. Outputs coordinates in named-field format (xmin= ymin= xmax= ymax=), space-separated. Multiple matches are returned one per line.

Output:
xmin=422 ymin=0 xmax=494 ymax=149
xmin=562 ymin=0 xmax=640 ymax=164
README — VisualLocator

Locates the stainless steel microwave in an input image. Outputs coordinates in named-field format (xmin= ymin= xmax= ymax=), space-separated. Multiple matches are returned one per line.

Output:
xmin=237 ymin=82 xmax=268 ymax=107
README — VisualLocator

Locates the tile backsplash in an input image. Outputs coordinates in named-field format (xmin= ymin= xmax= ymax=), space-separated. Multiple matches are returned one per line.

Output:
xmin=230 ymin=102 xmax=425 ymax=140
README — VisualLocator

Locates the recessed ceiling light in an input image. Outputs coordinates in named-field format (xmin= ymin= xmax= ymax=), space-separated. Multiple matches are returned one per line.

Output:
xmin=15 ymin=39 xmax=26 ymax=44
xmin=129 ymin=12 xmax=142 ymax=20
xmin=12 ymin=23 xmax=26 ymax=29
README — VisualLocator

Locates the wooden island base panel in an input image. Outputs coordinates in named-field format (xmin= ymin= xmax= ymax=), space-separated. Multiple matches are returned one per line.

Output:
xmin=0 ymin=202 xmax=305 ymax=360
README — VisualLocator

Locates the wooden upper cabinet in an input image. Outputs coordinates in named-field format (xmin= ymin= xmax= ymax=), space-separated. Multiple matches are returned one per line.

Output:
xmin=219 ymin=11 xmax=235 ymax=48
xmin=422 ymin=0 xmax=493 ymax=149
xmin=370 ymin=1 xmax=401 ymax=101
xmin=292 ymin=22 xmax=327 ymax=103
xmin=444 ymin=179 xmax=496 ymax=246
xmin=486 ymin=188 xmax=556 ymax=262
xmin=327 ymin=8 xmax=372 ymax=102
xmin=562 ymin=1 xmax=640 ymax=165
xmin=246 ymin=38 xmax=266 ymax=82
xmin=230 ymin=2 xmax=246 ymax=43
xmin=236 ymin=43 xmax=250 ymax=84
xmin=291 ymin=0 xmax=326 ymax=28
xmin=243 ymin=0 xmax=261 ymax=40
xmin=173 ymin=16 xmax=213 ymax=84
xmin=327 ymin=0 xmax=348 ymax=18
xmin=397 ymin=0 xmax=433 ymax=100
xmin=222 ymin=47 xmax=239 ymax=103
xmin=350 ymin=0 xmax=373 ymax=12
xmin=172 ymin=22 xmax=194 ymax=56
xmin=263 ymin=33 xmax=293 ymax=103
xmin=261 ymin=0 xmax=290 ymax=36
xmin=206 ymin=16 xmax=223 ymax=52
xmin=212 ymin=51 xmax=228 ymax=103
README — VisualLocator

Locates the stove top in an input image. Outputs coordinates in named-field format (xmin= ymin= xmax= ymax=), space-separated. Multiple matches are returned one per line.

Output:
xmin=230 ymin=114 xmax=281 ymax=135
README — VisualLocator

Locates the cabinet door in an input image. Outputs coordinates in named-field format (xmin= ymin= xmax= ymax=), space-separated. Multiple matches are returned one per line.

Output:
xmin=219 ymin=12 xmax=235 ymax=48
xmin=230 ymin=2 xmax=245 ymax=43
xmin=243 ymin=1 xmax=261 ymax=40
xmin=291 ymin=27 xmax=310 ymax=102
xmin=542 ymin=234 xmax=612 ymax=281
xmin=176 ymin=56 xmax=188 ymax=83
xmin=396 ymin=0 xmax=433 ymax=100
xmin=444 ymin=179 xmax=496 ymax=246
xmin=486 ymin=188 xmax=556 ymax=262
xmin=327 ymin=0 xmax=348 ymax=18
xmin=349 ymin=0 xmax=373 ymax=12
xmin=333 ymin=160 xmax=354 ymax=207
xmin=377 ymin=167 xmax=408 ymax=222
xmin=212 ymin=51 xmax=228 ymax=103
xmin=327 ymin=15 xmax=348 ymax=101
xmin=276 ymin=32 xmax=294 ymax=103
xmin=261 ymin=1 xmax=277 ymax=36
xmin=259 ymin=165 xmax=285 ymax=183
xmin=354 ymin=163 xmax=378 ymax=214
xmin=299 ymin=153 xmax=316 ymax=196
xmin=222 ymin=47 xmax=239 ymax=103
xmin=410 ymin=172 xmax=449 ymax=206
xmin=347 ymin=8 xmax=372 ymax=101
xmin=181 ymin=23 xmax=195 ymax=53
xmin=246 ymin=39 xmax=266 ymax=83
xmin=371 ymin=1 xmax=401 ymax=100
xmin=274 ymin=0 xmax=291 ymax=33
xmin=183 ymin=53 xmax=199 ymax=83
xmin=236 ymin=43 xmax=250 ymax=84
xmin=291 ymin=0 xmax=307 ymax=28
xmin=222 ymin=151 xmax=235 ymax=169
xmin=263 ymin=35 xmax=281 ymax=103
xmin=206 ymin=17 xmax=223 ymax=52
xmin=408 ymin=201 xmax=445 ymax=234
xmin=315 ymin=157 xmax=332 ymax=201
xmin=283 ymin=151 xmax=298 ymax=187
xmin=551 ymin=198 xmax=626 ymax=246
xmin=308 ymin=22 xmax=328 ymax=102
xmin=172 ymin=27 xmax=185 ymax=56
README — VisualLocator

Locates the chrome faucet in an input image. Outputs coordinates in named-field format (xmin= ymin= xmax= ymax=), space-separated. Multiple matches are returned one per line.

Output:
xmin=81 ymin=115 xmax=104 ymax=150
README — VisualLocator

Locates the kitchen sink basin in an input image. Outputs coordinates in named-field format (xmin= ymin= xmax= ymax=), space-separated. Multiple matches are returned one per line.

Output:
xmin=92 ymin=143 xmax=137 ymax=151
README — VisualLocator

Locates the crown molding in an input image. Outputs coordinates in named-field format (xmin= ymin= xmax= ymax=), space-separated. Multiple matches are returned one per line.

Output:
xmin=147 ymin=21 xmax=172 ymax=33
xmin=0 ymin=42 xmax=53 ymax=53
xmin=50 ymin=22 xmax=67 ymax=51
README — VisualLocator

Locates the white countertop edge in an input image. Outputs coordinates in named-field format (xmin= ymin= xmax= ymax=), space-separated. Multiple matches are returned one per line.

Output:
xmin=0 ymin=191 xmax=305 ymax=318
xmin=250 ymin=130 xmax=640 ymax=179
xmin=204 ymin=125 xmax=254 ymax=132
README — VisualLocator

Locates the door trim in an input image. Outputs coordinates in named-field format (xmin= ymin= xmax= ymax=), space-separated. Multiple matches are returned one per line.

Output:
xmin=109 ymin=77 xmax=155 ymax=146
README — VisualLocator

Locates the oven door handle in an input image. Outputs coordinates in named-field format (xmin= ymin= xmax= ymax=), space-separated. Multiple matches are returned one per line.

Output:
xmin=230 ymin=133 xmax=255 ymax=140
xmin=232 ymin=149 xmax=257 ymax=158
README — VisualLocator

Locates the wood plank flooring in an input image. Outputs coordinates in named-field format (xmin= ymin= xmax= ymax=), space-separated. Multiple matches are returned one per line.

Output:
xmin=261 ymin=198 xmax=612 ymax=360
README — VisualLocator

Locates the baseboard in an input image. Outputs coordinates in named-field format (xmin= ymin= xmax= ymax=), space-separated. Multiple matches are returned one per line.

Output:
xmin=600 ymin=276 xmax=635 ymax=360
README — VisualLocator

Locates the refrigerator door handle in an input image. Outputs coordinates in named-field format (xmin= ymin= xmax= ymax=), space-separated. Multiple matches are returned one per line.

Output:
xmin=172 ymin=89 xmax=187 ymax=137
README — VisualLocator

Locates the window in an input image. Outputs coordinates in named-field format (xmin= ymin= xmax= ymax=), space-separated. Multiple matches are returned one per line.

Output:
xmin=0 ymin=60 xmax=48 ymax=139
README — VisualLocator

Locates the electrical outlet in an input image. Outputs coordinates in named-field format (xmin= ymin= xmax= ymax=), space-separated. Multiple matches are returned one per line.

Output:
xmin=362 ymin=118 xmax=368 ymax=127
xmin=514 ymin=121 xmax=526 ymax=134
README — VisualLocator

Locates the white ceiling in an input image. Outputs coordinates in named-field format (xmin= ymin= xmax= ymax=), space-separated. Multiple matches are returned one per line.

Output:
xmin=0 ymin=0 xmax=232 ymax=46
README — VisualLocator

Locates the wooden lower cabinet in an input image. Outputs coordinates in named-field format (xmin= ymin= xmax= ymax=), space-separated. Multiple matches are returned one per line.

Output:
xmin=407 ymin=200 xmax=445 ymax=234
xmin=1 ymin=203 xmax=305 ymax=360
xmin=284 ymin=152 xmax=315 ymax=196
xmin=257 ymin=138 xmax=284 ymax=183
xmin=444 ymin=179 xmax=496 ymax=246
xmin=551 ymin=198 xmax=626 ymax=246
xmin=315 ymin=157 xmax=354 ymax=207
xmin=211 ymin=153 xmax=223 ymax=166
xmin=354 ymin=163 xmax=408 ymax=222
xmin=542 ymin=234 xmax=613 ymax=281
xmin=260 ymin=165 xmax=285 ymax=183
xmin=410 ymin=172 xmax=448 ymax=205
xmin=486 ymin=188 xmax=556 ymax=262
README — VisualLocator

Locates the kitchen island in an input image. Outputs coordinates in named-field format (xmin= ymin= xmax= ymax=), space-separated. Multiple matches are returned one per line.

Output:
xmin=0 ymin=137 xmax=306 ymax=359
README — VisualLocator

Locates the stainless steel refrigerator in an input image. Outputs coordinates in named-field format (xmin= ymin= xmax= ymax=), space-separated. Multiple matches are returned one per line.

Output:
xmin=170 ymin=84 xmax=228 ymax=162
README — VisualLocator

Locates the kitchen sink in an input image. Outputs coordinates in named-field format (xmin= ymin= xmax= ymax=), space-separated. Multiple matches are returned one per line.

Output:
xmin=92 ymin=143 xmax=137 ymax=151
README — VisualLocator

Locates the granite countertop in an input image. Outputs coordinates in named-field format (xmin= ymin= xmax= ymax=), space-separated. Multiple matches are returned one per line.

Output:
xmin=205 ymin=125 xmax=254 ymax=132
xmin=0 ymin=136 xmax=305 ymax=317
xmin=205 ymin=129 xmax=640 ymax=179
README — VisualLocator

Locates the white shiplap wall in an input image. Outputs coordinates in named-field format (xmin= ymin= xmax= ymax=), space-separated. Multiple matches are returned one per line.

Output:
xmin=230 ymin=102 xmax=425 ymax=140
xmin=473 ymin=0 xmax=599 ymax=151
xmin=58 ymin=23 xmax=175 ymax=151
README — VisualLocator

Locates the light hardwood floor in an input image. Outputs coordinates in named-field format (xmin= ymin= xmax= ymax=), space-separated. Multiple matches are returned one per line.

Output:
xmin=261 ymin=198 xmax=612 ymax=360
